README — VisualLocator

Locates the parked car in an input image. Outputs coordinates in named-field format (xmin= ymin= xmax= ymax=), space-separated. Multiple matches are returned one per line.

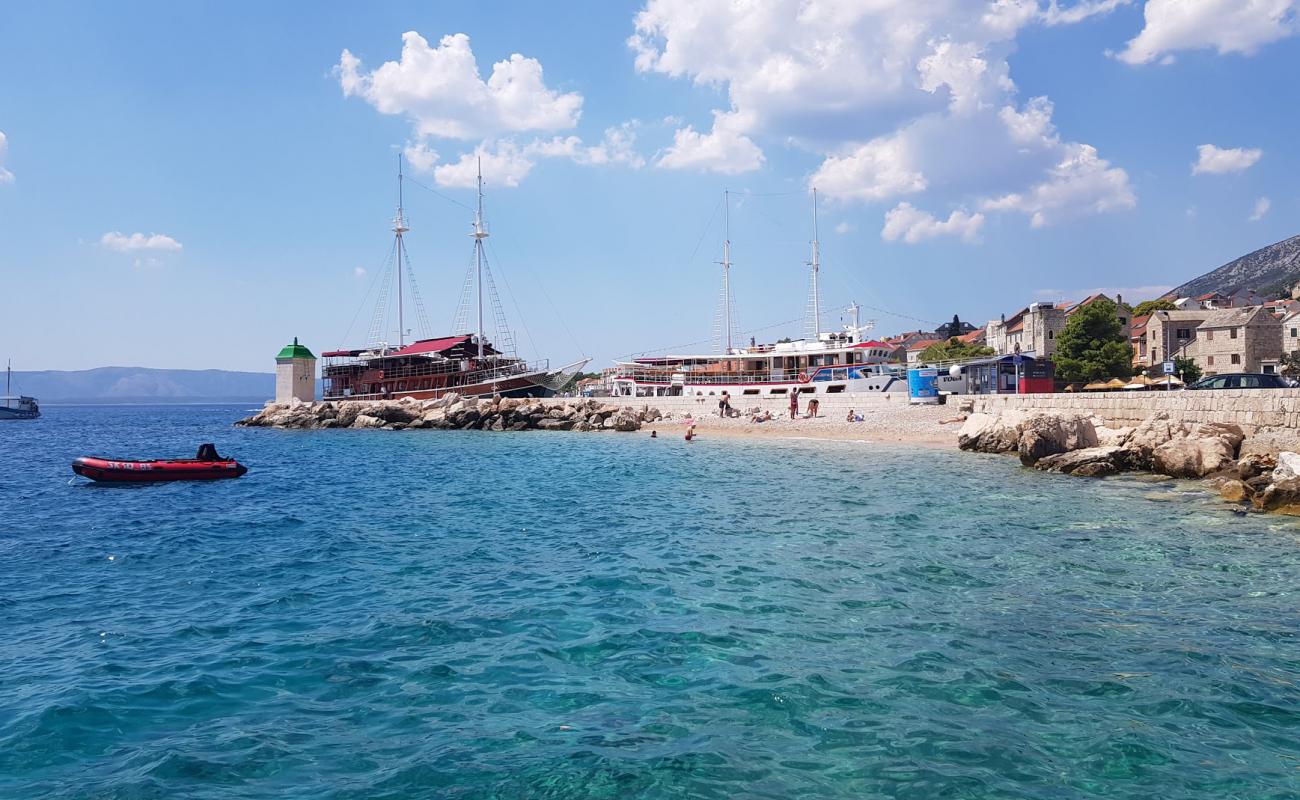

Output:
xmin=1187 ymin=373 xmax=1289 ymax=389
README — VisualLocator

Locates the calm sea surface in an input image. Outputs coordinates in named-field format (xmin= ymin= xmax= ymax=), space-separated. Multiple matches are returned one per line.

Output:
xmin=1 ymin=405 xmax=1298 ymax=799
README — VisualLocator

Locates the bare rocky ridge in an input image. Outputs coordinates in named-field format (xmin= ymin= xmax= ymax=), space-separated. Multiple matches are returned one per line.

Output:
xmin=236 ymin=394 xmax=657 ymax=433
xmin=1169 ymin=233 xmax=1300 ymax=299
xmin=959 ymin=409 xmax=1300 ymax=515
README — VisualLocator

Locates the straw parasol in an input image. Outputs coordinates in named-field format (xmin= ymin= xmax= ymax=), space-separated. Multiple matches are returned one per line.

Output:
xmin=1105 ymin=378 xmax=1128 ymax=390
xmin=1083 ymin=380 xmax=1110 ymax=391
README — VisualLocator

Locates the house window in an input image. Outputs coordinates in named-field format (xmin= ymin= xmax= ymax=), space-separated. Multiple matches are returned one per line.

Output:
xmin=1291 ymin=328 xmax=1297 ymax=338
xmin=1230 ymin=327 xmax=1239 ymax=339
xmin=1207 ymin=356 xmax=1215 ymax=366
xmin=1176 ymin=328 xmax=1191 ymax=339
xmin=1119 ymin=317 xmax=1127 ymax=325
xmin=1205 ymin=330 xmax=1213 ymax=341
xmin=1048 ymin=330 xmax=1054 ymax=339
xmin=1231 ymin=353 xmax=1241 ymax=364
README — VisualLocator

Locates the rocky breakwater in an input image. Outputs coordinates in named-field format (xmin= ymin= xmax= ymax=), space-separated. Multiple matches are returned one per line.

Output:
xmin=958 ymin=408 xmax=1300 ymax=515
xmin=235 ymin=395 xmax=659 ymax=433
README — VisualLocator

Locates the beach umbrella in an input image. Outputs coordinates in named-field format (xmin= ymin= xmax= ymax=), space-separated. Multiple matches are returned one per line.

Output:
xmin=1083 ymin=380 xmax=1109 ymax=391
xmin=1105 ymin=378 xmax=1128 ymax=390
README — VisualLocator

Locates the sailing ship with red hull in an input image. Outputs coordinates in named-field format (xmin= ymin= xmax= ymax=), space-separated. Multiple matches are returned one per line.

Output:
xmin=321 ymin=160 xmax=586 ymax=402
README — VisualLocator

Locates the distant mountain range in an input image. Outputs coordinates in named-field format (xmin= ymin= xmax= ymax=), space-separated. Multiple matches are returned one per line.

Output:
xmin=7 ymin=367 xmax=278 ymax=403
xmin=1168 ymin=234 xmax=1300 ymax=300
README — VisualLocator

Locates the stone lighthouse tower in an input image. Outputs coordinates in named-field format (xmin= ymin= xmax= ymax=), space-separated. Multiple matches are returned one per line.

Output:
xmin=275 ymin=338 xmax=316 ymax=403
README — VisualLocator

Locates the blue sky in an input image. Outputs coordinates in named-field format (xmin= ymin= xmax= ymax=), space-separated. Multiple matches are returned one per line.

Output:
xmin=1 ymin=0 xmax=1297 ymax=372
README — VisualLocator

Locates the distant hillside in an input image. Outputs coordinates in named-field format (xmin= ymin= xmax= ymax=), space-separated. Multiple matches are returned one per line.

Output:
xmin=1169 ymin=234 xmax=1300 ymax=300
xmin=7 ymin=367 xmax=276 ymax=403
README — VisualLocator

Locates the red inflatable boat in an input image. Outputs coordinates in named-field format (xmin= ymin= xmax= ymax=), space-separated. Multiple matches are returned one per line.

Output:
xmin=72 ymin=444 xmax=248 ymax=483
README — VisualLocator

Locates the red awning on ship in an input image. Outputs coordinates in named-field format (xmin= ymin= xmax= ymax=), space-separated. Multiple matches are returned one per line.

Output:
xmin=392 ymin=335 xmax=472 ymax=356
xmin=322 ymin=349 xmax=362 ymax=357
xmin=852 ymin=340 xmax=892 ymax=349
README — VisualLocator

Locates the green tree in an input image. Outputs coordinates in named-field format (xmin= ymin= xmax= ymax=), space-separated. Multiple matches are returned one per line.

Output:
xmin=1131 ymin=298 xmax=1176 ymax=317
xmin=1053 ymin=297 xmax=1134 ymax=383
xmin=918 ymin=337 xmax=994 ymax=363
xmin=1174 ymin=356 xmax=1201 ymax=384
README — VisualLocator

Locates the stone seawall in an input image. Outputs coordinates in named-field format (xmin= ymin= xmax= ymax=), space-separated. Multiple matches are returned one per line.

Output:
xmin=967 ymin=390 xmax=1300 ymax=435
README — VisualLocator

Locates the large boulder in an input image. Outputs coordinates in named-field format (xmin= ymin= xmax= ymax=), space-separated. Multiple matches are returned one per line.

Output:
xmin=611 ymin=411 xmax=640 ymax=432
xmin=1034 ymin=446 xmax=1129 ymax=477
xmin=1017 ymin=413 xmax=1098 ymax=465
xmin=334 ymin=403 xmax=362 ymax=427
xmin=958 ymin=410 xmax=1029 ymax=453
xmin=352 ymin=414 xmax=384 ymax=429
xmin=1095 ymin=424 xmax=1135 ymax=448
xmin=1151 ymin=434 xmax=1237 ymax=478
xmin=1124 ymin=412 xmax=1189 ymax=469
xmin=370 ymin=402 xmax=419 ymax=425
xmin=1269 ymin=451 xmax=1300 ymax=484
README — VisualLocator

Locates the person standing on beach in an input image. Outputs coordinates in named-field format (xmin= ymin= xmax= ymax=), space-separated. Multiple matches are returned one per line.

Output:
xmin=789 ymin=390 xmax=799 ymax=419
xmin=808 ymin=397 xmax=819 ymax=418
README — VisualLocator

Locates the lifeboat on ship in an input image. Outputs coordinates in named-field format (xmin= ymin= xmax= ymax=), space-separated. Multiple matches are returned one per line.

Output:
xmin=72 ymin=443 xmax=248 ymax=483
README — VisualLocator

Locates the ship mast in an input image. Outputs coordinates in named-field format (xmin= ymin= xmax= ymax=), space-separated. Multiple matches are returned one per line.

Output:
xmin=807 ymin=187 xmax=822 ymax=339
xmin=720 ymin=190 xmax=733 ymax=352
xmin=393 ymin=155 xmax=410 ymax=347
xmin=472 ymin=158 xmax=489 ymax=359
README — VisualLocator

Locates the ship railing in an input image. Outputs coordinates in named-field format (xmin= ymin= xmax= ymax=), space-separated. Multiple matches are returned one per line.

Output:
xmin=323 ymin=357 xmax=552 ymax=399
xmin=322 ymin=356 xmax=550 ymax=382
xmin=612 ymin=368 xmax=798 ymax=385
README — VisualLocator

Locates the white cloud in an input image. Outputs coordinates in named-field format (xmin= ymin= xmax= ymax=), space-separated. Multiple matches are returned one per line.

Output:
xmin=0 ymin=131 xmax=12 ymax=184
xmin=1191 ymin=143 xmax=1263 ymax=175
xmin=100 ymin=232 xmax=183 ymax=253
xmin=833 ymin=221 xmax=856 ymax=235
xmin=354 ymin=267 xmax=367 ymax=279
xmin=1250 ymin=196 xmax=1271 ymax=221
xmin=338 ymin=32 xmax=581 ymax=140
xmin=981 ymin=143 xmax=1135 ymax=227
xmin=657 ymin=110 xmax=763 ymax=174
xmin=341 ymin=32 xmax=645 ymax=186
xmin=433 ymin=140 xmax=540 ymax=188
xmin=1117 ymin=0 xmax=1298 ymax=65
xmin=417 ymin=124 xmax=647 ymax=188
xmin=882 ymin=202 xmax=984 ymax=244
xmin=809 ymin=132 xmax=926 ymax=202
xmin=630 ymin=0 xmax=1135 ymax=229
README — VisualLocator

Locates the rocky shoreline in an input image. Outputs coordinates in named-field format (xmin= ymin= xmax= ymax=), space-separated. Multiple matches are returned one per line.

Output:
xmin=958 ymin=409 xmax=1300 ymax=515
xmin=236 ymin=395 xmax=660 ymax=432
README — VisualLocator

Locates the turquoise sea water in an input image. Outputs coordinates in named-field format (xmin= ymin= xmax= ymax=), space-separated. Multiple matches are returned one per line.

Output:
xmin=1 ymin=405 xmax=1298 ymax=799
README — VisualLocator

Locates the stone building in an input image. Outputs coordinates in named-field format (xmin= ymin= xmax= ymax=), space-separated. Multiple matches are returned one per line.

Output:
xmin=1282 ymin=310 xmax=1300 ymax=358
xmin=1146 ymin=309 xmax=1213 ymax=367
xmin=1130 ymin=314 xmax=1150 ymax=369
xmin=986 ymin=294 xmax=1128 ymax=360
xmin=1190 ymin=306 xmax=1282 ymax=376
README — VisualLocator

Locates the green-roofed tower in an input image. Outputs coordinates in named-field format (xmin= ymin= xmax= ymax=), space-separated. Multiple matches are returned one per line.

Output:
xmin=275 ymin=337 xmax=316 ymax=403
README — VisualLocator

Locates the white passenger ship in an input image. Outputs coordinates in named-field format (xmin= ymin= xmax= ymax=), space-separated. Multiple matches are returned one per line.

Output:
xmin=611 ymin=189 xmax=917 ymax=400
xmin=610 ymin=305 xmax=908 ymax=399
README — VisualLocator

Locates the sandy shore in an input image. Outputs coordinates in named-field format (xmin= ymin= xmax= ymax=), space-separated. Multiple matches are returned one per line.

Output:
xmin=642 ymin=404 xmax=961 ymax=447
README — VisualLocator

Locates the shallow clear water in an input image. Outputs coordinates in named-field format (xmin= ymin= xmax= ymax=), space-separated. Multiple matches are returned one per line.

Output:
xmin=1 ymin=405 xmax=1298 ymax=799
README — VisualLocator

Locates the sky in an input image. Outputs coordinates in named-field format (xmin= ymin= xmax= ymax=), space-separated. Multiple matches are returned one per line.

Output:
xmin=1 ymin=0 xmax=1298 ymax=373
